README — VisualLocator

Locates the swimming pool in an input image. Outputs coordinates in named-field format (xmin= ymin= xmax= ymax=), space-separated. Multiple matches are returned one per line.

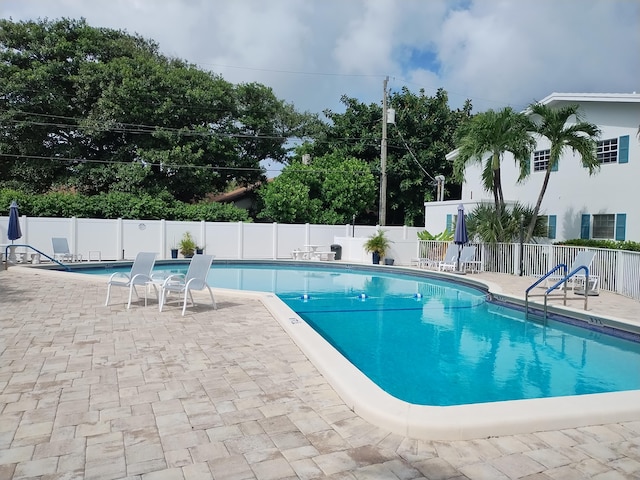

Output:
xmin=78 ymin=261 xmax=640 ymax=408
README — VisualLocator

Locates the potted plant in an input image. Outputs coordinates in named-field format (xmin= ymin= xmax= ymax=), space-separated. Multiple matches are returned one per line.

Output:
xmin=169 ymin=239 xmax=179 ymax=259
xmin=179 ymin=232 xmax=197 ymax=258
xmin=196 ymin=245 xmax=204 ymax=255
xmin=364 ymin=230 xmax=392 ymax=265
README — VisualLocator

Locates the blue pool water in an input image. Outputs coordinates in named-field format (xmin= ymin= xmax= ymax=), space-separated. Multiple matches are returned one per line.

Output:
xmin=79 ymin=262 xmax=640 ymax=406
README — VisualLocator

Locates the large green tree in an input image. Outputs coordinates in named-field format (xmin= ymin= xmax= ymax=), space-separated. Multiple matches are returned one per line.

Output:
xmin=0 ymin=18 xmax=312 ymax=202
xmin=0 ymin=17 xmax=161 ymax=191
xmin=525 ymin=102 xmax=601 ymax=240
xmin=258 ymin=152 xmax=375 ymax=224
xmin=310 ymin=88 xmax=470 ymax=225
xmin=452 ymin=107 xmax=535 ymax=215
xmin=387 ymin=87 xmax=471 ymax=224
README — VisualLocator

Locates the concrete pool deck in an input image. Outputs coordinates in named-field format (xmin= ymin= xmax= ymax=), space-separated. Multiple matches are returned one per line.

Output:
xmin=1 ymin=266 xmax=640 ymax=479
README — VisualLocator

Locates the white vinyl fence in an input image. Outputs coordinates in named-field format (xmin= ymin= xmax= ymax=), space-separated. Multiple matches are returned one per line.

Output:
xmin=0 ymin=215 xmax=424 ymax=266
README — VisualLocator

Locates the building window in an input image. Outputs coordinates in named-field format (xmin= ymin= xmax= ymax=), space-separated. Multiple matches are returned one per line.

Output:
xmin=533 ymin=149 xmax=551 ymax=171
xmin=592 ymin=214 xmax=615 ymax=239
xmin=597 ymin=138 xmax=618 ymax=164
xmin=539 ymin=215 xmax=557 ymax=239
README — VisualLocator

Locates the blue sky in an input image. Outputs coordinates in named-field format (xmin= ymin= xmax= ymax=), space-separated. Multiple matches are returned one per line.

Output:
xmin=2 ymin=0 xmax=638 ymax=117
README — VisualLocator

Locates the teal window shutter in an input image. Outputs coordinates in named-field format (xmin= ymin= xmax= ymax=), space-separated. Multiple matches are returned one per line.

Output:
xmin=580 ymin=214 xmax=590 ymax=239
xmin=615 ymin=213 xmax=626 ymax=241
xmin=618 ymin=135 xmax=629 ymax=164
xmin=548 ymin=215 xmax=557 ymax=239
xmin=446 ymin=214 xmax=452 ymax=233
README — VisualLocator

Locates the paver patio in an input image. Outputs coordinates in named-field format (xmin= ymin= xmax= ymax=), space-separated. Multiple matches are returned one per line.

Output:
xmin=1 ymin=266 xmax=639 ymax=479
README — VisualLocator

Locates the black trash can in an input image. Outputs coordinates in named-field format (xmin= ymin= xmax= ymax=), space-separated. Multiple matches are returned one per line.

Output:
xmin=330 ymin=244 xmax=342 ymax=260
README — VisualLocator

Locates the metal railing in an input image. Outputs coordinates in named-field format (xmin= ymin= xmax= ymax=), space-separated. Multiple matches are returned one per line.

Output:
xmin=3 ymin=244 xmax=69 ymax=271
xmin=417 ymin=240 xmax=640 ymax=302
xmin=524 ymin=264 xmax=595 ymax=318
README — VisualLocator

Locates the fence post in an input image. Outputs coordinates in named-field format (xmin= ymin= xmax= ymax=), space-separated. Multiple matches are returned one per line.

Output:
xmin=117 ymin=218 xmax=124 ymax=260
xmin=200 ymin=220 xmax=206 ymax=254
xmin=160 ymin=219 xmax=166 ymax=260
xmin=70 ymin=216 xmax=78 ymax=259
xmin=272 ymin=222 xmax=278 ymax=259
xmin=237 ymin=221 xmax=244 ymax=260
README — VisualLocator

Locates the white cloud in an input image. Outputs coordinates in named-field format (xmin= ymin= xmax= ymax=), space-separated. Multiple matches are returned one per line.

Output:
xmin=437 ymin=0 xmax=640 ymax=110
xmin=1 ymin=0 xmax=638 ymax=114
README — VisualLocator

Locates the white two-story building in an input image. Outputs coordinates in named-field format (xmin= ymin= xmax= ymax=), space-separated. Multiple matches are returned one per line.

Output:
xmin=425 ymin=92 xmax=640 ymax=242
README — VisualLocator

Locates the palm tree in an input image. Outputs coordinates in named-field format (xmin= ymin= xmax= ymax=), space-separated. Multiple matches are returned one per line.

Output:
xmin=525 ymin=103 xmax=601 ymax=240
xmin=453 ymin=107 xmax=535 ymax=215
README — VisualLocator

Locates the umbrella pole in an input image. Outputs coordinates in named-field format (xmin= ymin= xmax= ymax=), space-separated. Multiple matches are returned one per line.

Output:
xmin=453 ymin=244 xmax=467 ymax=275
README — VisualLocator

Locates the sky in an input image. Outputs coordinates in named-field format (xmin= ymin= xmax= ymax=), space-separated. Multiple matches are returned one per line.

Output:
xmin=2 ymin=0 xmax=639 ymax=118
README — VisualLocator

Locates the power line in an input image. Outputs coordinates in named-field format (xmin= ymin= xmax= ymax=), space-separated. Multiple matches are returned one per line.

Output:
xmin=4 ymin=110 xmax=440 ymax=151
xmin=393 ymin=127 xmax=436 ymax=183
xmin=203 ymin=62 xmax=388 ymax=79
xmin=0 ymin=152 xmax=373 ymax=175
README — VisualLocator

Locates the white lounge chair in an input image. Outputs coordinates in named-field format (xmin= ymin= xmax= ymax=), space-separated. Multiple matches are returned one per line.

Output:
xmin=438 ymin=243 xmax=461 ymax=271
xmin=105 ymin=252 xmax=157 ymax=308
xmin=159 ymin=254 xmax=216 ymax=316
xmin=543 ymin=250 xmax=598 ymax=292
xmin=52 ymin=237 xmax=82 ymax=262
xmin=460 ymin=246 xmax=480 ymax=273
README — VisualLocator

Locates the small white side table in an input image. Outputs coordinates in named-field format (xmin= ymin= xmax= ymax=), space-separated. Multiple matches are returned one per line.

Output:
xmin=88 ymin=250 xmax=102 ymax=262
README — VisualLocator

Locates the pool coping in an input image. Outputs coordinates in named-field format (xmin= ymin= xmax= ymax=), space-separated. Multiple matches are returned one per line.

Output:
xmin=23 ymin=262 xmax=640 ymax=440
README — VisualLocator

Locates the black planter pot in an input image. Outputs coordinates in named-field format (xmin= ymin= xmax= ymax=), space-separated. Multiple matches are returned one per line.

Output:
xmin=170 ymin=249 xmax=178 ymax=259
xmin=196 ymin=248 xmax=204 ymax=255
xmin=372 ymin=252 xmax=381 ymax=264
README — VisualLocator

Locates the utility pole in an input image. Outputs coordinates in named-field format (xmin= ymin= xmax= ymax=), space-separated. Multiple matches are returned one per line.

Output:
xmin=379 ymin=76 xmax=388 ymax=226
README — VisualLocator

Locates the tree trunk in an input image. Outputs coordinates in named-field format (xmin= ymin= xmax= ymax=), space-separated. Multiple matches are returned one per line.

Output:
xmin=526 ymin=165 xmax=553 ymax=241
xmin=494 ymin=168 xmax=505 ymax=213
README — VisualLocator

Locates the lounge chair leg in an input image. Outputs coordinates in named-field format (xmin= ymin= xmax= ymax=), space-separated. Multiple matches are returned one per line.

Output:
xmin=105 ymin=285 xmax=112 ymax=306
xmin=182 ymin=290 xmax=189 ymax=316
xmin=127 ymin=285 xmax=134 ymax=309
xmin=206 ymin=286 xmax=217 ymax=310
xmin=159 ymin=291 xmax=165 ymax=312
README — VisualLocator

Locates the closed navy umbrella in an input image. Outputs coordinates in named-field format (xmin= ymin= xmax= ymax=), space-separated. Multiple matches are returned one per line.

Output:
xmin=7 ymin=200 xmax=22 ymax=243
xmin=454 ymin=204 xmax=468 ymax=272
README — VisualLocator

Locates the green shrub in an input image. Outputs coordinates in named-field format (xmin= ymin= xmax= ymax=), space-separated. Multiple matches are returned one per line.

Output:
xmin=556 ymin=239 xmax=640 ymax=252
xmin=0 ymin=188 xmax=250 ymax=222
xmin=417 ymin=229 xmax=453 ymax=241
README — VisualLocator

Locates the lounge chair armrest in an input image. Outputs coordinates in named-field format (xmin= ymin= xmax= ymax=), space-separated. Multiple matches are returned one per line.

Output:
xmin=107 ymin=271 xmax=131 ymax=282
xmin=185 ymin=277 xmax=207 ymax=290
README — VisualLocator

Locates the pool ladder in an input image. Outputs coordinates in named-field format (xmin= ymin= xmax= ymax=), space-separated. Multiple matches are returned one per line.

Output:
xmin=525 ymin=264 xmax=592 ymax=319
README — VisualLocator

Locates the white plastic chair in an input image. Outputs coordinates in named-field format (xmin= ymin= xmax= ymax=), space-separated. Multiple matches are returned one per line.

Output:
xmin=105 ymin=252 xmax=157 ymax=308
xmin=437 ymin=243 xmax=460 ymax=271
xmin=460 ymin=246 xmax=480 ymax=273
xmin=159 ymin=254 xmax=216 ymax=316
xmin=52 ymin=237 xmax=83 ymax=262
xmin=544 ymin=250 xmax=598 ymax=291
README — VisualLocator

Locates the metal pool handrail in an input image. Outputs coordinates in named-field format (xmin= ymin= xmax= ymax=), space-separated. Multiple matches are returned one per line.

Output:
xmin=3 ymin=244 xmax=69 ymax=271
xmin=525 ymin=264 xmax=593 ymax=319
xmin=525 ymin=263 xmax=568 ymax=315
